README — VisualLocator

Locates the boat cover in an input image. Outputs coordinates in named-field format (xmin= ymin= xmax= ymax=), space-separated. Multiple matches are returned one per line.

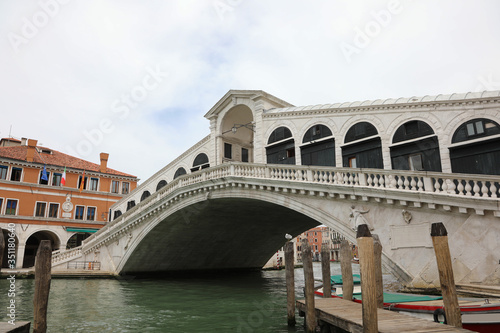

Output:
xmin=353 ymin=292 xmax=443 ymax=303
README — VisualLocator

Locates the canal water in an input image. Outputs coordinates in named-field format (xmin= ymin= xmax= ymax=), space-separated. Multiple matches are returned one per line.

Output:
xmin=0 ymin=263 xmax=400 ymax=332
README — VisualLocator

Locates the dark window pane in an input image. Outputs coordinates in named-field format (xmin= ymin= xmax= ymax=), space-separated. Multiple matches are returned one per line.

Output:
xmin=224 ymin=143 xmax=232 ymax=159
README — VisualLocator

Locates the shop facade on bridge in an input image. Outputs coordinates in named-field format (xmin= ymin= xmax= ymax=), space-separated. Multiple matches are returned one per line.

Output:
xmin=113 ymin=89 xmax=500 ymax=217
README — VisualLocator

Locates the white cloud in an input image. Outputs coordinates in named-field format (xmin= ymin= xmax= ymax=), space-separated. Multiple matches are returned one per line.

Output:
xmin=1 ymin=0 xmax=500 ymax=181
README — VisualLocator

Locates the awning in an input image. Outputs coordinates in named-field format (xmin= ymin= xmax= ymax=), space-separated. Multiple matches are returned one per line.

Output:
xmin=66 ymin=228 xmax=99 ymax=233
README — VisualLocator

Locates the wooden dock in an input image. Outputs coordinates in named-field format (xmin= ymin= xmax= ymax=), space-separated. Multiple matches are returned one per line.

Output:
xmin=296 ymin=298 xmax=476 ymax=333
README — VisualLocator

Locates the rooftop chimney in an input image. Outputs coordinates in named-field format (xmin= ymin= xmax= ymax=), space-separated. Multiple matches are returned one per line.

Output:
xmin=26 ymin=139 xmax=38 ymax=162
xmin=100 ymin=152 xmax=109 ymax=173
xmin=21 ymin=137 xmax=27 ymax=146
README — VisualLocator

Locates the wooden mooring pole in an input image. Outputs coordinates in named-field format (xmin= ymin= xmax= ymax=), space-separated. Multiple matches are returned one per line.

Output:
xmin=301 ymin=238 xmax=316 ymax=333
xmin=340 ymin=240 xmax=353 ymax=301
xmin=33 ymin=240 xmax=52 ymax=333
xmin=357 ymin=224 xmax=378 ymax=333
xmin=321 ymin=245 xmax=331 ymax=298
xmin=431 ymin=222 xmax=462 ymax=328
xmin=284 ymin=241 xmax=296 ymax=327
xmin=373 ymin=234 xmax=384 ymax=308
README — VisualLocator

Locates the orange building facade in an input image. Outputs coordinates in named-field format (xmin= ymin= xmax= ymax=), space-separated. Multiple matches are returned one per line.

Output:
xmin=0 ymin=137 xmax=138 ymax=268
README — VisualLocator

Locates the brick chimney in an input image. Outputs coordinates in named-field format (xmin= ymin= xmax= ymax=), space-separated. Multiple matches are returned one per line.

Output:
xmin=26 ymin=139 xmax=38 ymax=162
xmin=100 ymin=152 xmax=109 ymax=173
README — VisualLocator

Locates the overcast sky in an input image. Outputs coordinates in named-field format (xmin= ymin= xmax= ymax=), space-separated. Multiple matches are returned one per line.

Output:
xmin=1 ymin=0 xmax=499 ymax=182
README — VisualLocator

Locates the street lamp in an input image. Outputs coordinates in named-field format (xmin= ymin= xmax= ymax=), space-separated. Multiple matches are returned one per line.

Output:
xmin=223 ymin=121 xmax=255 ymax=134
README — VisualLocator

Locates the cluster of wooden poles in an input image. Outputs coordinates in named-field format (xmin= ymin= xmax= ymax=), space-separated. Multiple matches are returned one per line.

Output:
xmin=284 ymin=222 xmax=463 ymax=333
xmin=0 ymin=233 xmax=52 ymax=333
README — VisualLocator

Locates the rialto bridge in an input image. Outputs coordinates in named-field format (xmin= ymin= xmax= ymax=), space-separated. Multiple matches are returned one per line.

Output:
xmin=52 ymin=90 xmax=500 ymax=289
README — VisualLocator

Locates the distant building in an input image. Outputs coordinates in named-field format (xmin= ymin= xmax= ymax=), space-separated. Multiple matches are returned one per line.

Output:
xmin=0 ymin=137 xmax=138 ymax=268
xmin=295 ymin=226 xmax=353 ymax=263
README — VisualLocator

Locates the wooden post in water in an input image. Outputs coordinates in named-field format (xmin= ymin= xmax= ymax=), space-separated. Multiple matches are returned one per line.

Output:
xmin=340 ymin=240 xmax=353 ymax=301
xmin=284 ymin=241 xmax=296 ymax=327
xmin=33 ymin=240 xmax=52 ymax=333
xmin=372 ymin=234 xmax=384 ymax=308
xmin=357 ymin=224 xmax=378 ymax=333
xmin=431 ymin=222 xmax=462 ymax=328
xmin=301 ymin=238 xmax=316 ymax=333
xmin=321 ymin=244 xmax=331 ymax=298
xmin=0 ymin=231 xmax=4 ymax=273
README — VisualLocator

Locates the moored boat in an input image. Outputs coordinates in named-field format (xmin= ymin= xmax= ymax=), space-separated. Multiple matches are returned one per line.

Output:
xmin=314 ymin=275 xmax=500 ymax=333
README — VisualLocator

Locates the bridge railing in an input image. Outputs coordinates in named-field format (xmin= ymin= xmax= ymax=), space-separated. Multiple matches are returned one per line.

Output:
xmin=81 ymin=163 xmax=500 ymax=249
xmin=52 ymin=246 xmax=82 ymax=265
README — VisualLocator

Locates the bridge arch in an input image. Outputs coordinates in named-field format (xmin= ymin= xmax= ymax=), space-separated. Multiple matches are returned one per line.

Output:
xmin=114 ymin=185 xmax=410 ymax=283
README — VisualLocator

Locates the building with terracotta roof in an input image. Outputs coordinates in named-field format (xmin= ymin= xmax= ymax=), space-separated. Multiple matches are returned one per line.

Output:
xmin=0 ymin=137 xmax=138 ymax=268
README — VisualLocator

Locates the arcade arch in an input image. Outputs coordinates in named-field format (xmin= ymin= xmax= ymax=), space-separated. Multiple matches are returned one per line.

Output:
xmin=450 ymin=118 xmax=500 ymax=175
xmin=342 ymin=122 xmax=383 ymax=169
xmin=266 ymin=126 xmax=295 ymax=165
xmin=23 ymin=230 xmax=60 ymax=268
xmin=300 ymin=124 xmax=335 ymax=166
xmin=220 ymin=105 xmax=254 ymax=163
xmin=390 ymin=120 xmax=442 ymax=172
xmin=173 ymin=167 xmax=187 ymax=179
xmin=191 ymin=153 xmax=210 ymax=172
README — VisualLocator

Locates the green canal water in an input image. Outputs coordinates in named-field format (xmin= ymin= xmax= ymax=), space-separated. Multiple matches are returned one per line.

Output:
xmin=0 ymin=263 xmax=399 ymax=332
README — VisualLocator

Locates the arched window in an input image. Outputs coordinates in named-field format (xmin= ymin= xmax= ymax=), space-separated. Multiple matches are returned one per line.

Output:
xmin=267 ymin=127 xmax=292 ymax=145
xmin=156 ymin=180 xmax=167 ymax=191
xmin=113 ymin=210 xmax=122 ymax=220
xmin=450 ymin=118 xmax=500 ymax=175
xmin=301 ymin=125 xmax=335 ymax=166
xmin=344 ymin=122 xmax=378 ymax=143
xmin=140 ymin=191 xmax=151 ymax=202
xmin=391 ymin=121 xmax=441 ymax=172
xmin=173 ymin=167 xmax=187 ymax=179
xmin=191 ymin=153 xmax=210 ymax=172
xmin=126 ymin=200 xmax=135 ymax=211
xmin=342 ymin=122 xmax=383 ymax=169
xmin=266 ymin=127 xmax=295 ymax=165
xmin=452 ymin=118 xmax=500 ymax=143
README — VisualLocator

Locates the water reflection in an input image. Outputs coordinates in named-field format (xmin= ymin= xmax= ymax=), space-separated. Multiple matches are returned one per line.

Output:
xmin=0 ymin=263 xmax=399 ymax=332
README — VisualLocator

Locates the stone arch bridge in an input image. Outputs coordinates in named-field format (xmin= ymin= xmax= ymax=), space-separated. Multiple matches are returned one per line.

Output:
xmin=53 ymin=162 xmax=500 ymax=289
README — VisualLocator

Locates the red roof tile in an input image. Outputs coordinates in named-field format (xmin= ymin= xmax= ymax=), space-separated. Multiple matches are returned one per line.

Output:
xmin=0 ymin=145 xmax=137 ymax=178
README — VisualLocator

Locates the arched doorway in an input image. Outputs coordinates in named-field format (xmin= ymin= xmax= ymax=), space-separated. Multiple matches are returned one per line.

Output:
xmin=191 ymin=153 xmax=210 ymax=172
xmin=266 ymin=127 xmax=295 ymax=165
xmin=450 ymin=118 xmax=500 ymax=175
xmin=301 ymin=124 xmax=335 ymax=166
xmin=23 ymin=230 xmax=60 ymax=268
xmin=390 ymin=120 xmax=442 ymax=171
xmin=1 ymin=229 xmax=18 ymax=269
xmin=66 ymin=233 xmax=92 ymax=249
xmin=220 ymin=105 xmax=254 ymax=163
xmin=342 ymin=122 xmax=383 ymax=169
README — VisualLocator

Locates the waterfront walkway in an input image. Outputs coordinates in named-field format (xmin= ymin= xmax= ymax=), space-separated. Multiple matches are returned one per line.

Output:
xmin=296 ymin=298 xmax=474 ymax=332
